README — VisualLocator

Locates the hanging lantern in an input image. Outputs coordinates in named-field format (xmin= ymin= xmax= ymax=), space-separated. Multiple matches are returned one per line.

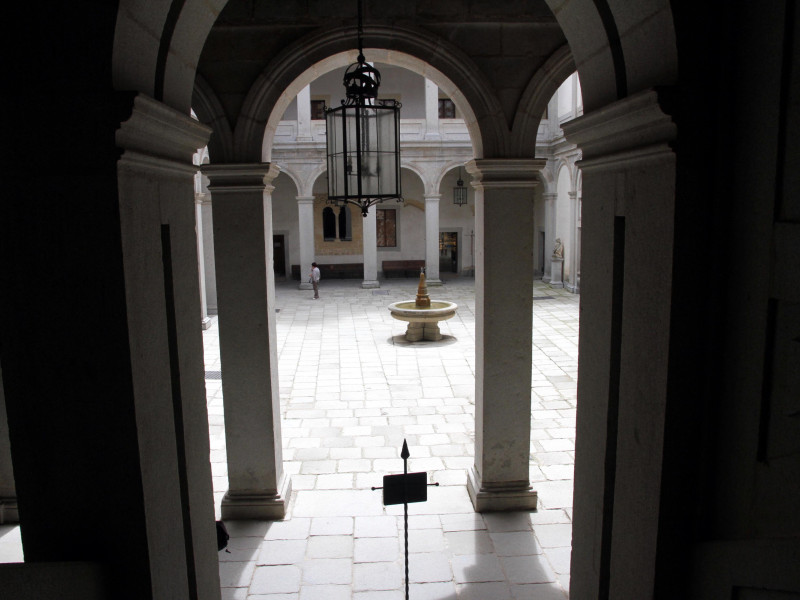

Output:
xmin=453 ymin=167 xmax=468 ymax=206
xmin=325 ymin=0 xmax=402 ymax=217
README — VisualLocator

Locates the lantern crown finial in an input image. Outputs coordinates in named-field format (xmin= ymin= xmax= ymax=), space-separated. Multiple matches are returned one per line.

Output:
xmin=343 ymin=59 xmax=381 ymax=103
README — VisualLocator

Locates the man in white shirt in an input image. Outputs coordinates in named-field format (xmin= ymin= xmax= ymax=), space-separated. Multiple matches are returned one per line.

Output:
xmin=310 ymin=262 xmax=321 ymax=299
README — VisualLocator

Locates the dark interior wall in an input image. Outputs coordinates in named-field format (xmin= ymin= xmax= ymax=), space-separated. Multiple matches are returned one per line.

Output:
xmin=0 ymin=3 xmax=154 ymax=597
xmin=662 ymin=1 xmax=800 ymax=597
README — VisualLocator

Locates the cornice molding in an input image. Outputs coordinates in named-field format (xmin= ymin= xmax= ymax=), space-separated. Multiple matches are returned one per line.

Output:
xmin=202 ymin=162 xmax=280 ymax=193
xmin=466 ymin=158 xmax=547 ymax=189
xmin=561 ymin=89 xmax=675 ymax=171
xmin=116 ymin=94 xmax=211 ymax=163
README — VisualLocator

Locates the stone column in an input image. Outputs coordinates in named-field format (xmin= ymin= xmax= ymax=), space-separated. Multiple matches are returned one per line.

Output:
xmin=297 ymin=196 xmax=315 ymax=290
xmin=561 ymin=90 xmax=677 ymax=599
xmin=362 ymin=208 xmax=379 ymax=288
xmin=466 ymin=158 xmax=545 ymax=512
xmin=542 ymin=192 xmax=557 ymax=283
xmin=567 ymin=190 xmax=579 ymax=292
xmin=116 ymin=95 xmax=221 ymax=597
xmin=424 ymin=79 xmax=441 ymax=140
xmin=205 ymin=163 xmax=291 ymax=520
xmin=296 ymin=85 xmax=312 ymax=142
xmin=195 ymin=192 xmax=212 ymax=330
xmin=0 ymin=365 xmax=18 ymax=524
xmin=425 ymin=195 xmax=443 ymax=285
xmin=199 ymin=191 xmax=218 ymax=315
xmin=3 ymin=92 xmax=219 ymax=600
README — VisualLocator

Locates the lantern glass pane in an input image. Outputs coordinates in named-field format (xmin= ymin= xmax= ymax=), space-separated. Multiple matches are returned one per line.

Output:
xmin=326 ymin=102 xmax=401 ymax=201
xmin=326 ymin=107 xmax=345 ymax=198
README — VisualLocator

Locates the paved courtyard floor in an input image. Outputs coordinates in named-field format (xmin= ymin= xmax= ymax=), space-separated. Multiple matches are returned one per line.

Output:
xmin=206 ymin=276 xmax=580 ymax=600
xmin=0 ymin=276 xmax=579 ymax=600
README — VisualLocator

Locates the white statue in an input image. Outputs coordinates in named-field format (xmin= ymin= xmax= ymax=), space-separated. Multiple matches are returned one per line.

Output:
xmin=553 ymin=238 xmax=564 ymax=259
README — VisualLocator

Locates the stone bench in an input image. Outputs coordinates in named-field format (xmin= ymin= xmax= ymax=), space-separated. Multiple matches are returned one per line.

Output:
xmin=291 ymin=263 xmax=363 ymax=280
xmin=382 ymin=260 xmax=426 ymax=278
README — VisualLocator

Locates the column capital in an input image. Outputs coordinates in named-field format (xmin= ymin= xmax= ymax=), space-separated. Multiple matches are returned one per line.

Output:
xmin=561 ymin=88 xmax=676 ymax=171
xmin=466 ymin=158 xmax=547 ymax=189
xmin=202 ymin=162 xmax=281 ymax=192
xmin=424 ymin=195 xmax=442 ymax=202
xmin=296 ymin=195 xmax=316 ymax=204
xmin=117 ymin=94 xmax=211 ymax=166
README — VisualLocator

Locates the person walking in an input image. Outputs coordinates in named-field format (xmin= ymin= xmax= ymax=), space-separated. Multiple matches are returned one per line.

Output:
xmin=310 ymin=262 xmax=321 ymax=299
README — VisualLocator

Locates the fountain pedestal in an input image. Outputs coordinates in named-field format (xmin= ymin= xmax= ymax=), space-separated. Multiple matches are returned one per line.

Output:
xmin=403 ymin=318 xmax=443 ymax=341
xmin=388 ymin=271 xmax=457 ymax=342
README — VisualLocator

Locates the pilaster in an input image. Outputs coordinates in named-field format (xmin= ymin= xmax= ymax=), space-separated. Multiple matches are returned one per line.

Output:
xmin=566 ymin=190 xmax=579 ymax=293
xmin=424 ymin=79 xmax=441 ymax=140
xmin=296 ymin=85 xmax=312 ymax=141
xmin=466 ymin=158 xmax=545 ymax=512
xmin=362 ymin=208 xmax=379 ymax=288
xmin=424 ymin=195 xmax=442 ymax=285
xmin=197 ymin=191 xmax=218 ymax=315
xmin=195 ymin=193 xmax=212 ymax=330
xmin=542 ymin=192 xmax=557 ymax=283
xmin=204 ymin=162 xmax=291 ymax=520
xmin=297 ymin=196 xmax=315 ymax=290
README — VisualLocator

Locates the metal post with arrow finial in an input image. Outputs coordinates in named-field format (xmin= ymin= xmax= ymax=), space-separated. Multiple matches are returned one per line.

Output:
xmin=372 ymin=439 xmax=438 ymax=600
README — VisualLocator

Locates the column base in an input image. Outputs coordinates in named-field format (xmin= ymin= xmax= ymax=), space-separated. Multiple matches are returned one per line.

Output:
xmin=0 ymin=498 xmax=19 ymax=524
xmin=298 ymin=282 xmax=313 ymax=290
xmin=467 ymin=467 xmax=538 ymax=513
xmin=201 ymin=316 xmax=213 ymax=330
xmin=426 ymin=278 xmax=443 ymax=286
xmin=221 ymin=474 xmax=292 ymax=520
xmin=362 ymin=280 xmax=380 ymax=289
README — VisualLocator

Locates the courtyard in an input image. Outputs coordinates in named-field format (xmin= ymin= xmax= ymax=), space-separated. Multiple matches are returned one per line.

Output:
xmin=207 ymin=276 xmax=579 ymax=599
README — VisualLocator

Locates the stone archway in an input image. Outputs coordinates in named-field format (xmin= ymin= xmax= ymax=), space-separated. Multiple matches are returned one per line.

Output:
xmin=114 ymin=2 xmax=683 ymax=598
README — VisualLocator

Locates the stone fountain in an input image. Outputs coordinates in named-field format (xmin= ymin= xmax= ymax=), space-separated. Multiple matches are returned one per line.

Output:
xmin=388 ymin=269 xmax=458 ymax=342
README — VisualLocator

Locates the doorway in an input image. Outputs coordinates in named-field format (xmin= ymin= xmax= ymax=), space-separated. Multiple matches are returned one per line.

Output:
xmin=439 ymin=231 xmax=458 ymax=273
xmin=273 ymin=234 xmax=286 ymax=277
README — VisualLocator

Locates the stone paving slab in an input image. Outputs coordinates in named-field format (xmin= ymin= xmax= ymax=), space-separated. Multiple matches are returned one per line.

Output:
xmin=204 ymin=276 xmax=579 ymax=598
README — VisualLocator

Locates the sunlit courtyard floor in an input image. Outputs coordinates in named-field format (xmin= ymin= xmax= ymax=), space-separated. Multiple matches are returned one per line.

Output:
xmin=204 ymin=276 xmax=579 ymax=600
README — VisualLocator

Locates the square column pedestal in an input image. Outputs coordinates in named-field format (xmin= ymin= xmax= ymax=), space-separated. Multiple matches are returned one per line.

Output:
xmin=205 ymin=163 xmax=291 ymax=520
xmin=466 ymin=158 xmax=545 ymax=512
xmin=549 ymin=256 xmax=564 ymax=287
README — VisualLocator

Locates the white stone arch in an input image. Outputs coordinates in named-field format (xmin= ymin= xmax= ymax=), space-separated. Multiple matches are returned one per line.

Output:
xmin=242 ymin=24 xmax=502 ymax=163
xmin=308 ymin=162 xmax=330 ymax=197
xmin=434 ymin=160 xmax=473 ymax=194
xmin=511 ymin=43 xmax=576 ymax=157
xmin=398 ymin=166 xmax=427 ymax=211
xmin=273 ymin=165 xmax=303 ymax=198
xmin=542 ymin=0 xmax=677 ymax=111
xmin=193 ymin=75 xmax=236 ymax=163
xmin=113 ymin=0 xmax=227 ymax=110
xmin=538 ymin=163 xmax=557 ymax=196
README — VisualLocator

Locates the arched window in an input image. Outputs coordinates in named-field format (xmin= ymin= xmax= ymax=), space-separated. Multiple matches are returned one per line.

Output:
xmin=338 ymin=205 xmax=352 ymax=241
xmin=322 ymin=207 xmax=336 ymax=241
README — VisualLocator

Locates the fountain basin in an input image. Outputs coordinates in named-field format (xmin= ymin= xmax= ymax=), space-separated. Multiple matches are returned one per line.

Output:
xmin=388 ymin=300 xmax=458 ymax=341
